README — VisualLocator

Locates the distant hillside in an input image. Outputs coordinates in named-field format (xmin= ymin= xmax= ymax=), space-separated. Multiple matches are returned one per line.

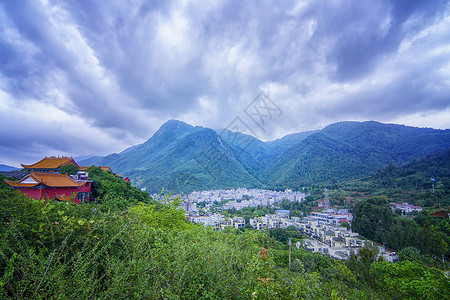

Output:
xmin=215 ymin=128 xmax=273 ymax=180
xmin=371 ymin=148 xmax=450 ymax=191
xmin=89 ymin=120 xmax=450 ymax=193
xmin=0 ymin=164 xmax=19 ymax=172
xmin=76 ymin=155 xmax=103 ymax=167
xmin=262 ymin=122 xmax=450 ymax=188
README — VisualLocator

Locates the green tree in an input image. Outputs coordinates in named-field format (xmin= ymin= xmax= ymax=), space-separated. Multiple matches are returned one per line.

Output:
xmin=398 ymin=246 xmax=426 ymax=263
xmin=347 ymin=243 xmax=379 ymax=283
xmin=129 ymin=197 xmax=193 ymax=230
xmin=369 ymin=261 xmax=450 ymax=299
xmin=59 ymin=164 xmax=80 ymax=175
xmin=352 ymin=196 xmax=393 ymax=241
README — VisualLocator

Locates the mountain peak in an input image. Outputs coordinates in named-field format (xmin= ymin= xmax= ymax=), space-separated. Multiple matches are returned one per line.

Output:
xmin=161 ymin=119 xmax=192 ymax=129
xmin=150 ymin=119 xmax=194 ymax=140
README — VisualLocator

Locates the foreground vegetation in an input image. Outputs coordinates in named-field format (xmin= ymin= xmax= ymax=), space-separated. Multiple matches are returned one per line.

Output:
xmin=1 ymin=168 xmax=449 ymax=299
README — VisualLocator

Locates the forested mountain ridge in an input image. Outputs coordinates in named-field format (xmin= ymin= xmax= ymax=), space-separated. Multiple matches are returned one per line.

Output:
xmin=79 ymin=120 xmax=450 ymax=193
xmin=340 ymin=148 xmax=450 ymax=208
xmin=94 ymin=120 xmax=263 ymax=193
xmin=263 ymin=121 xmax=450 ymax=188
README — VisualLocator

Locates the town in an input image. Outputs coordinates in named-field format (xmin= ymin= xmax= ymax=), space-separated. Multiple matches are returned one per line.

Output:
xmin=153 ymin=187 xmax=414 ymax=263
xmin=152 ymin=187 xmax=306 ymax=212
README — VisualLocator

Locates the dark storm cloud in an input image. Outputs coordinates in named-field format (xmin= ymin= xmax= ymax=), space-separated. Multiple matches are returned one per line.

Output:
xmin=0 ymin=0 xmax=449 ymax=165
xmin=307 ymin=0 xmax=448 ymax=81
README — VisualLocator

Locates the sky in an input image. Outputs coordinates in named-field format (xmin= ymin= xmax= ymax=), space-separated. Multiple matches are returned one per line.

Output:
xmin=1 ymin=0 xmax=450 ymax=166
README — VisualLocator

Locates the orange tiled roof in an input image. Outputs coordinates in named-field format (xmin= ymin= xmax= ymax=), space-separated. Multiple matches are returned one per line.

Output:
xmin=55 ymin=192 xmax=76 ymax=201
xmin=100 ymin=166 xmax=112 ymax=172
xmin=4 ymin=181 xmax=37 ymax=188
xmin=21 ymin=156 xmax=79 ymax=169
xmin=5 ymin=173 xmax=85 ymax=188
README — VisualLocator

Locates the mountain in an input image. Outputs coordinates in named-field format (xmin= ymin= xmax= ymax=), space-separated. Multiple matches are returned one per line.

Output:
xmin=0 ymin=164 xmax=19 ymax=172
xmin=76 ymin=155 xmax=103 ymax=167
xmin=262 ymin=121 xmax=450 ymax=188
xmin=265 ymin=130 xmax=319 ymax=157
xmin=96 ymin=120 xmax=263 ymax=193
xmin=215 ymin=128 xmax=274 ymax=180
xmin=87 ymin=120 xmax=450 ymax=193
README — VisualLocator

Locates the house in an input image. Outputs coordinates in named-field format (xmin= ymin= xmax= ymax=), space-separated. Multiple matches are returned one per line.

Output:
xmin=390 ymin=202 xmax=423 ymax=213
xmin=5 ymin=172 xmax=92 ymax=204
xmin=116 ymin=174 xmax=131 ymax=182
xmin=219 ymin=217 xmax=246 ymax=230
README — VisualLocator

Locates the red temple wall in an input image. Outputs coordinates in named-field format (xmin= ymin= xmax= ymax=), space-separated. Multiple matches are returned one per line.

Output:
xmin=16 ymin=182 xmax=92 ymax=204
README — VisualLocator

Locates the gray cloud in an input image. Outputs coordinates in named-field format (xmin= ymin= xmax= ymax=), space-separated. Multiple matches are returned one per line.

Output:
xmin=0 ymin=0 xmax=449 ymax=165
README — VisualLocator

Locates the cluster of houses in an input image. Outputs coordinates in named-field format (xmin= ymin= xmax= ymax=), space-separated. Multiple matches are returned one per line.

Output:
xmin=250 ymin=209 xmax=397 ymax=262
xmin=170 ymin=188 xmax=306 ymax=213
xmin=3 ymin=156 xmax=127 ymax=204
xmin=187 ymin=214 xmax=246 ymax=230
xmin=299 ymin=211 xmax=398 ymax=262
xmin=190 ymin=208 xmax=398 ymax=263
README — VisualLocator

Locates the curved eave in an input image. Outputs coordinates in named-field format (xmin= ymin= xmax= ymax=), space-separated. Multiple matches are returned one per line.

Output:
xmin=42 ymin=183 xmax=85 ymax=188
xmin=4 ymin=179 xmax=85 ymax=188
xmin=55 ymin=192 xmax=76 ymax=201
xmin=4 ymin=180 xmax=39 ymax=188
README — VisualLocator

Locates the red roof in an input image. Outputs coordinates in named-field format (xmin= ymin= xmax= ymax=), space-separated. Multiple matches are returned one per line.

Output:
xmin=431 ymin=211 xmax=449 ymax=218
xmin=21 ymin=156 xmax=79 ymax=169
xmin=5 ymin=172 xmax=85 ymax=188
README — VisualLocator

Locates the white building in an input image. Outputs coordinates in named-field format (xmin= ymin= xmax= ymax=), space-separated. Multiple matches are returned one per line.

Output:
xmin=390 ymin=202 xmax=423 ymax=213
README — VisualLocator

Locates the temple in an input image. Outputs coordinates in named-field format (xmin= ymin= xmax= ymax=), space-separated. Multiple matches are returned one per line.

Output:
xmin=5 ymin=172 xmax=92 ymax=203
xmin=5 ymin=156 xmax=130 ymax=204
xmin=6 ymin=156 xmax=91 ymax=204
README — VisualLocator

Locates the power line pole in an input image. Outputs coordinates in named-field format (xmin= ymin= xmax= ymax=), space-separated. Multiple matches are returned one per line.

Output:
xmin=289 ymin=238 xmax=292 ymax=271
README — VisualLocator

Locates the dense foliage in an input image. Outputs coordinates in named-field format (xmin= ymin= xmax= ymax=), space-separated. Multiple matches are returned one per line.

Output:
xmin=352 ymin=196 xmax=393 ymax=241
xmin=86 ymin=166 xmax=152 ymax=211
xmin=59 ymin=164 xmax=80 ymax=175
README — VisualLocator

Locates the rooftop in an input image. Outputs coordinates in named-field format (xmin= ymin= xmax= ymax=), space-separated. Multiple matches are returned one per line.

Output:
xmin=5 ymin=172 xmax=86 ymax=188
xmin=21 ymin=156 xmax=79 ymax=169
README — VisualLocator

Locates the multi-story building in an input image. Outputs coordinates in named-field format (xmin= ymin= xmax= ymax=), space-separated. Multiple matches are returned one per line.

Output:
xmin=5 ymin=157 xmax=92 ymax=204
